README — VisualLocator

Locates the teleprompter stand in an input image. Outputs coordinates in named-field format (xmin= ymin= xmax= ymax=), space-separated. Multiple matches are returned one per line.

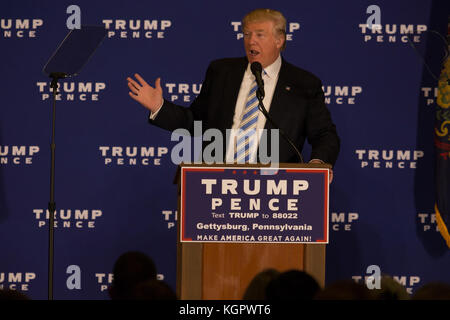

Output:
xmin=42 ymin=26 xmax=106 ymax=300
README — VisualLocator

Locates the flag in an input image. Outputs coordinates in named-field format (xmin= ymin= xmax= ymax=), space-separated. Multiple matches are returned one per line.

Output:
xmin=434 ymin=19 xmax=450 ymax=248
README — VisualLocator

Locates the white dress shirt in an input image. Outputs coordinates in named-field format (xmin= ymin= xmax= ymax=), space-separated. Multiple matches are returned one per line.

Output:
xmin=225 ymin=55 xmax=282 ymax=162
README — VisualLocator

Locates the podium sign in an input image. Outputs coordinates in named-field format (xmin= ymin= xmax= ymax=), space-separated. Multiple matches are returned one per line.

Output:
xmin=180 ymin=166 xmax=329 ymax=244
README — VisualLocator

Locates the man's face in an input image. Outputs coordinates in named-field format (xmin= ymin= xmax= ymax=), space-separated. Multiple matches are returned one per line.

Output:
xmin=243 ymin=20 xmax=283 ymax=68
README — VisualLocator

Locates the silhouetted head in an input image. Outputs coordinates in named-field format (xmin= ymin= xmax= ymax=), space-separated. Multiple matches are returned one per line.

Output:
xmin=109 ymin=251 xmax=157 ymax=300
xmin=266 ymin=269 xmax=320 ymax=300
xmin=412 ymin=282 xmax=450 ymax=300
xmin=0 ymin=289 xmax=30 ymax=300
xmin=243 ymin=268 xmax=280 ymax=300
xmin=133 ymin=279 xmax=177 ymax=300
xmin=314 ymin=279 xmax=376 ymax=300
xmin=374 ymin=275 xmax=410 ymax=300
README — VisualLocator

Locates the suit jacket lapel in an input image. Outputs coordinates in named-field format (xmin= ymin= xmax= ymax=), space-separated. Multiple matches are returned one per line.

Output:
xmin=264 ymin=59 xmax=291 ymax=130
xmin=219 ymin=58 xmax=248 ymax=129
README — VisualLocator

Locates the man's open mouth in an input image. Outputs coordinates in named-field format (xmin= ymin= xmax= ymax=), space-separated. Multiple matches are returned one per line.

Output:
xmin=249 ymin=49 xmax=260 ymax=57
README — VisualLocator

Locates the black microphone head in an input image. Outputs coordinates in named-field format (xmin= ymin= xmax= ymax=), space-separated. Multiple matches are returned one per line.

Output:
xmin=250 ymin=61 xmax=263 ymax=75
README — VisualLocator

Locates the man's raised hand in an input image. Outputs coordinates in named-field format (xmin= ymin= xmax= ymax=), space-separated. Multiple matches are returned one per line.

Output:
xmin=127 ymin=73 xmax=163 ymax=113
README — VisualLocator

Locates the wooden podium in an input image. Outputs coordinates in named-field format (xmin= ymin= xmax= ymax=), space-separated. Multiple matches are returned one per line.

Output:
xmin=175 ymin=163 xmax=330 ymax=300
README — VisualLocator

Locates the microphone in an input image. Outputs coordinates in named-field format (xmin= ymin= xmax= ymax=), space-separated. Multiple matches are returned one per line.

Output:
xmin=250 ymin=62 xmax=265 ymax=99
xmin=250 ymin=62 xmax=304 ymax=163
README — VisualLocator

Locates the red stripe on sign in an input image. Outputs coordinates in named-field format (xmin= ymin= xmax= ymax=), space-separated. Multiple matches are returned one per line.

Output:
xmin=184 ymin=168 xmax=225 ymax=172
xmin=181 ymin=169 xmax=187 ymax=241
xmin=285 ymin=169 xmax=328 ymax=174
xmin=317 ymin=171 xmax=329 ymax=243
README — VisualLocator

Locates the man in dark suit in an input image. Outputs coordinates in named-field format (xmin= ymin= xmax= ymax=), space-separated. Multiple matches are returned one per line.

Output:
xmin=127 ymin=8 xmax=339 ymax=168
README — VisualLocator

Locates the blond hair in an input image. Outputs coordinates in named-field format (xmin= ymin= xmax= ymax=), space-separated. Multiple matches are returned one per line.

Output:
xmin=242 ymin=8 xmax=287 ymax=50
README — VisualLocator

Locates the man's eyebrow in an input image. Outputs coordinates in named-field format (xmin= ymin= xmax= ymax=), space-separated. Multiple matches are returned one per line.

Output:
xmin=243 ymin=29 xmax=267 ymax=33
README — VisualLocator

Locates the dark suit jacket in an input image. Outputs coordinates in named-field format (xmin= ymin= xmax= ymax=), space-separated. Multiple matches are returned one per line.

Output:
xmin=150 ymin=56 xmax=340 ymax=166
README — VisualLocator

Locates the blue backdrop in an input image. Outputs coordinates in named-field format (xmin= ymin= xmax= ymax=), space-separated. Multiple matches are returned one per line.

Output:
xmin=0 ymin=0 xmax=448 ymax=299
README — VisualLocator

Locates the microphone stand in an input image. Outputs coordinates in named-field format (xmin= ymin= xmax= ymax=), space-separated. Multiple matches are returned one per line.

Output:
xmin=47 ymin=72 xmax=66 ymax=300
xmin=255 ymin=88 xmax=304 ymax=163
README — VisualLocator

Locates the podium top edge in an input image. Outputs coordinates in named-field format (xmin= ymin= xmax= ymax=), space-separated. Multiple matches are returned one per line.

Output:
xmin=177 ymin=163 xmax=332 ymax=169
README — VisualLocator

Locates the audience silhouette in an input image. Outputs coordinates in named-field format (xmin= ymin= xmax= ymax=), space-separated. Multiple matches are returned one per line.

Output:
xmin=373 ymin=275 xmax=410 ymax=300
xmin=108 ymin=251 xmax=158 ymax=300
xmin=133 ymin=279 xmax=177 ymax=300
xmin=412 ymin=282 xmax=450 ymax=300
xmin=314 ymin=279 xmax=376 ymax=300
xmin=0 ymin=289 xmax=30 ymax=300
xmin=265 ymin=269 xmax=320 ymax=300
xmin=243 ymin=268 xmax=280 ymax=300
xmin=2 ymin=254 xmax=448 ymax=301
